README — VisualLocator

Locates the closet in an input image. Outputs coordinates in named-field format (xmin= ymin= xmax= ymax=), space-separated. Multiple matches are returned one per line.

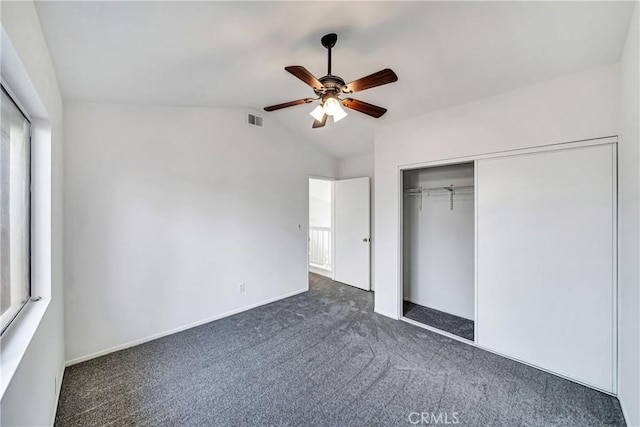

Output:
xmin=402 ymin=162 xmax=475 ymax=341
xmin=400 ymin=138 xmax=617 ymax=393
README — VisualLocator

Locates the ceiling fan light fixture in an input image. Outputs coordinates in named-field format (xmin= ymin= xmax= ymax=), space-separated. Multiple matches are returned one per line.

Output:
xmin=309 ymin=105 xmax=325 ymax=121
xmin=332 ymin=105 xmax=348 ymax=122
xmin=322 ymin=97 xmax=341 ymax=116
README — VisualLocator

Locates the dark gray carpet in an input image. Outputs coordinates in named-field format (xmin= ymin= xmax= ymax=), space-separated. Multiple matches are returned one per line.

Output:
xmin=55 ymin=274 xmax=625 ymax=427
xmin=403 ymin=301 xmax=475 ymax=341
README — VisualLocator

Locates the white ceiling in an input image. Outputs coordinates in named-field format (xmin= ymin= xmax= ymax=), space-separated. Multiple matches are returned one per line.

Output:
xmin=35 ymin=1 xmax=634 ymax=159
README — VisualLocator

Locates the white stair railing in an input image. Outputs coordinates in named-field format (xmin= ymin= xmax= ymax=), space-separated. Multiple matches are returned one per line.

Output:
xmin=309 ymin=226 xmax=331 ymax=271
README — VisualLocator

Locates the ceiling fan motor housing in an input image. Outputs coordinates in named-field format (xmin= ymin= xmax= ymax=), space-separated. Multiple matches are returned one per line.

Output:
xmin=315 ymin=75 xmax=346 ymax=99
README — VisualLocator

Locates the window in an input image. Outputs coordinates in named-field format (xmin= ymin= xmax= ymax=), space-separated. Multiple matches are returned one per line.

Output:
xmin=0 ymin=85 xmax=31 ymax=335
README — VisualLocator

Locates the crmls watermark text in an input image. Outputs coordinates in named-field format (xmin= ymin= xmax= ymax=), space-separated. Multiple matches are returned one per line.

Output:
xmin=408 ymin=412 xmax=460 ymax=425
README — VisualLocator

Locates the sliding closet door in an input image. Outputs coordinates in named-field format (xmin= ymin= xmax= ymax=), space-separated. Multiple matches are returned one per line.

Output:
xmin=477 ymin=143 xmax=615 ymax=392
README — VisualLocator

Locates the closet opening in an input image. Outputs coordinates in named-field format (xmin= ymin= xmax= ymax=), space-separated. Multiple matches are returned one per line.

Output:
xmin=402 ymin=162 xmax=475 ymax=342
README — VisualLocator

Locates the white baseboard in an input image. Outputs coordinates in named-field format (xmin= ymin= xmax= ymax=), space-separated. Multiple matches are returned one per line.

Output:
xmin=65 ymin=288 xmax=308 ymax=367
xmin=618 ymin=395 xmax=634 ymax=427
xmin=309 ymin=265 xmax=332 ymax=279
xmin=50 ymin=364 xmax=65 ymax=426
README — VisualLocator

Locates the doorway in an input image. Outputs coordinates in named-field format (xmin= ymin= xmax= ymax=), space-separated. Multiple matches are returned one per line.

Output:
xmin=308 ymin=178 xmax=333 ymax=278
xmin=308 ymin=177 xmax=371 ymax=291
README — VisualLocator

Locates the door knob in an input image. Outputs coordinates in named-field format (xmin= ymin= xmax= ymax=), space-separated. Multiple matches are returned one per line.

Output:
xmin=362 ymin=238 xmax=370 ymax=242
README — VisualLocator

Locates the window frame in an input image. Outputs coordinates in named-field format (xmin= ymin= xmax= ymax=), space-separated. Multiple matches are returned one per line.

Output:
xmin=0 ymin=83 xmax=32 ymax=336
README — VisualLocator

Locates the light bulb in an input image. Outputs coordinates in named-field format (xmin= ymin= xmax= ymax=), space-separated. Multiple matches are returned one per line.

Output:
xmin=323 ymin=97 xmax=341 ymax=116
xmin=309 ymin=105 xmax=325 ymax=122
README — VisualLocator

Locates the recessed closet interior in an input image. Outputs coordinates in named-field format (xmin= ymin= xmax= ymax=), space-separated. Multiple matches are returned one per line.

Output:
xmin=402 ymin=162 xmax=475 ymax=341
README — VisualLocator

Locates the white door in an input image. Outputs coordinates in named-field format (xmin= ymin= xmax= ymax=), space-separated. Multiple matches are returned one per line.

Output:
xmin=334 ymin=177 xmax=370 ymax=290
xmin=476 ymin=143 xmax=615 ymax=392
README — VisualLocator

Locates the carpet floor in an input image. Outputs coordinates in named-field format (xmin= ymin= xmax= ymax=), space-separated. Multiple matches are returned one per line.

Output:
xmin=55 ymin=274 xmax=625 ymax=426
xmin=403 ymin=301 xmax=475 ymax=341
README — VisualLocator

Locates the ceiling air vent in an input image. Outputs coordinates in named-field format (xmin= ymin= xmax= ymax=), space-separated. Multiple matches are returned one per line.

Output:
xmin=248 ymin=114 xmax=263 ymax=127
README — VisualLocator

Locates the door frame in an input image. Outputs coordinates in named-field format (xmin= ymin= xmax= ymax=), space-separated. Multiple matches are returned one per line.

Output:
xmin=396 ymin=136 xmax=618 ymax=395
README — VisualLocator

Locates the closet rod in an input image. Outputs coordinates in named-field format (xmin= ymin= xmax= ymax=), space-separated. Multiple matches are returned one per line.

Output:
xmin=403 ymin=184 xmax=474 ymax=211
xmin=404 ymin=184 xmax=474 ymax=194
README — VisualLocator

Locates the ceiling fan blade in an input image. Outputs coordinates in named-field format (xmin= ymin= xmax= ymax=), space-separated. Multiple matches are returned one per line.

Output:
xmin=264 ymin=98 xmax=315 ymax=112
xmin=312 ymin=114 xmax=328 ymax=128
xmin=285 ymin=66 xmax=324 ymax=91
xmin=342 ymin=98 xmax=388 ymax=118
xmin=343 ymin=69 xmax=398 ymax=94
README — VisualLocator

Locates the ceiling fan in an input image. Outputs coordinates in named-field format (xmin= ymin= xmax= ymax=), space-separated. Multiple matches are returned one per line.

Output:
xmin=264 ymin=33 xmax=398 ymax=128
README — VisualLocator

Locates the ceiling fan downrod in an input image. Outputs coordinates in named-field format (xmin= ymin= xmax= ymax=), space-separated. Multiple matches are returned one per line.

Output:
xmin=321 ymin=33 xmax=337 ymax=76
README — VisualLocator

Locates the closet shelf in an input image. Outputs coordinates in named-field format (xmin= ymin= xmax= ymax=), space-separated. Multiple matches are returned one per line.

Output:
xmin=404 ymin=185 xmax=474 ymax=211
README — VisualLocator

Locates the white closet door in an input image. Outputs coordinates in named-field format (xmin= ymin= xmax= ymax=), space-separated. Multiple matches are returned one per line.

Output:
xmin=477 ymin=143 xmax=615 ymax=392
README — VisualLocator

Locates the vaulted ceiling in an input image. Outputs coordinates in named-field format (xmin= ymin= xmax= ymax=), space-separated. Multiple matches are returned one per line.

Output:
xmin=35 ymin=1 xmax=635 ymax=159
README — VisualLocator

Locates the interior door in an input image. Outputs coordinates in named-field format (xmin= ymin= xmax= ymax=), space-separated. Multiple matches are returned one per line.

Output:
xmin=334 ymin=177 xmax=370 ymax=290
xmin=476 ymin=142 xmax=615 ymax=392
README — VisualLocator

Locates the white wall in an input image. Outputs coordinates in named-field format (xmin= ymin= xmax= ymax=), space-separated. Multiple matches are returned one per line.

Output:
xmin=338 ymin=153 xmax=374 ymax=181
xmin=0 ymin=2 xmax=65 ymax=426
xmin=309 ymin=179 xmax=332 ymax=228
xmin=403 ymin=163 xmax=474 ymax=320
xmin=338 ymin=153 xmax=375 ymax=290
xmin=618 ymin=3 xmax=640 ymax=425
xmin=63 ymin=103 xmax=337 ymax=363
xmin=374 ymin=63 xmax=619 ymax=319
